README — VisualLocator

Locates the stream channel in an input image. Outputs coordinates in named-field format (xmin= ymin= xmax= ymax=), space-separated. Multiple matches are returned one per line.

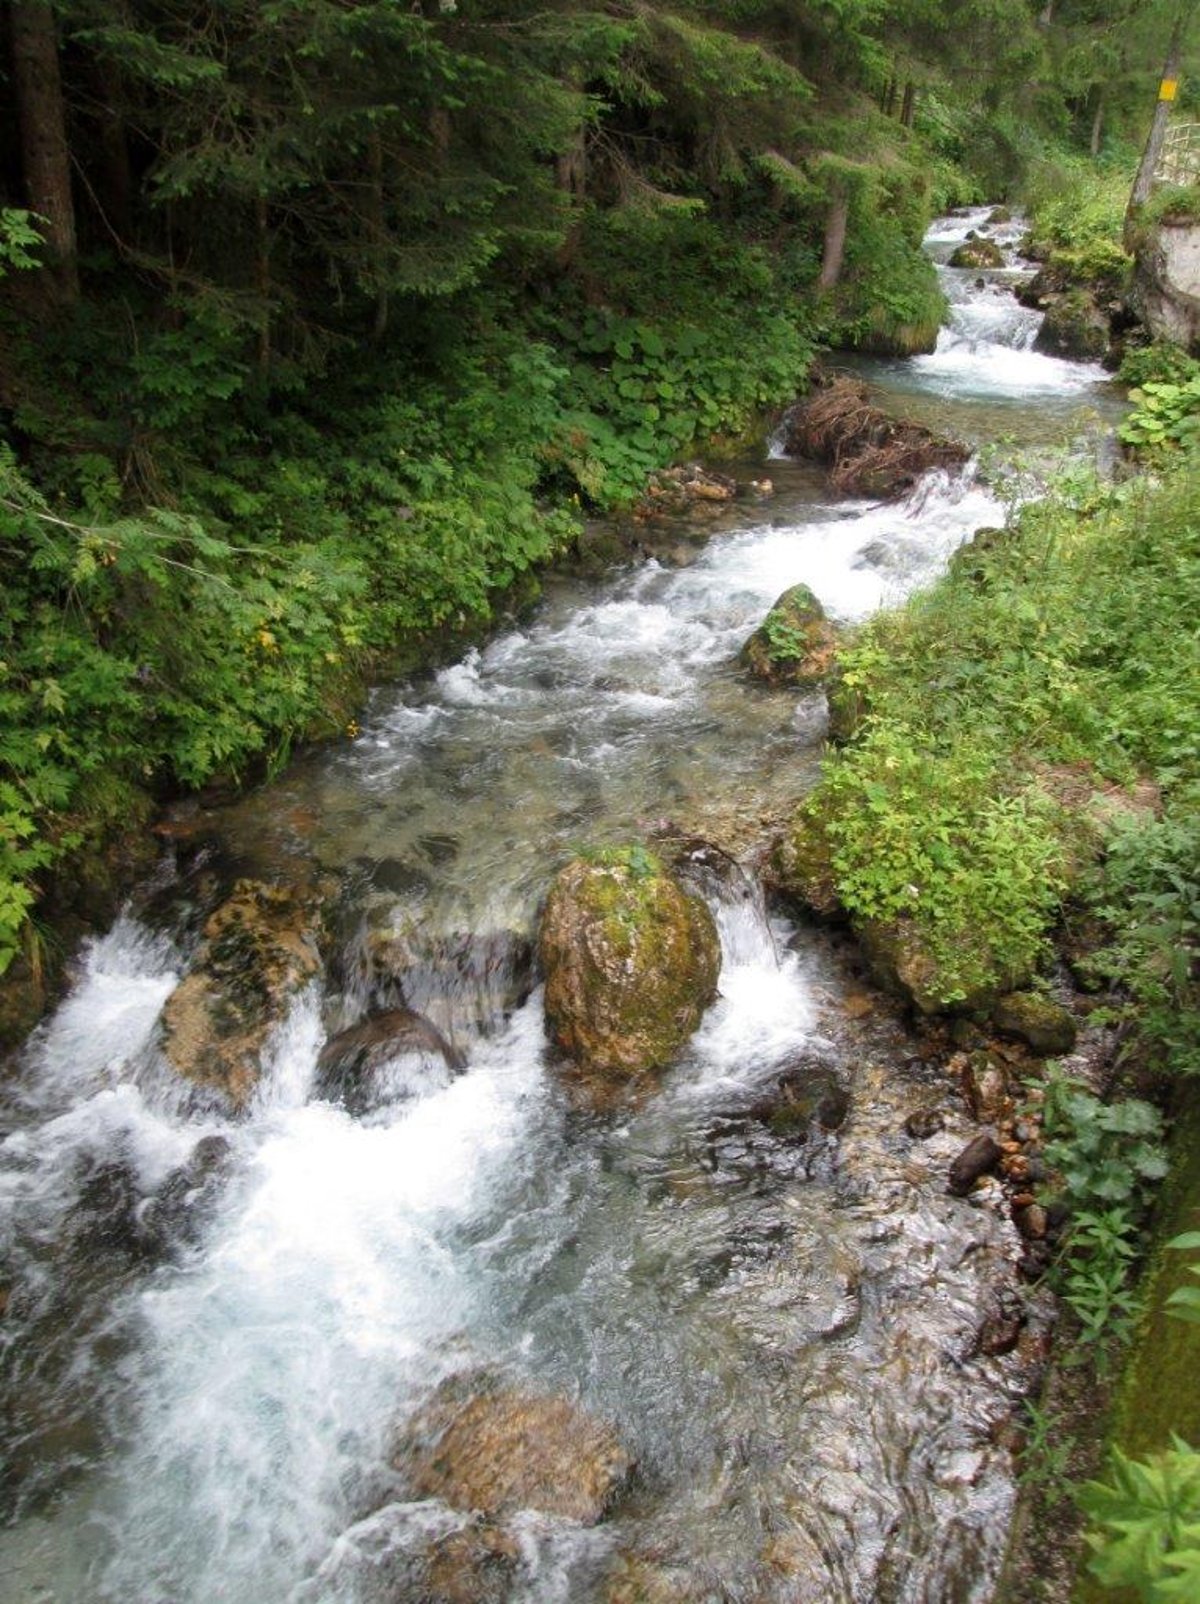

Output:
xmin=0 ymin=211 xmax=1126 ymax=1603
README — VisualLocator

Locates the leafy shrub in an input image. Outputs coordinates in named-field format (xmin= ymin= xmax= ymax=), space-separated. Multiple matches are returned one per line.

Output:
xmin=1120 ymin=378 xmax=1200 ymax=456
xmin=1041 ymin=1076 xmax=1168 ymax=1349
xmin=1083 ymin=799 xmax=1200 ymax=1079
xmin=1079 ymin=1437 xmax=1200 ymax=1599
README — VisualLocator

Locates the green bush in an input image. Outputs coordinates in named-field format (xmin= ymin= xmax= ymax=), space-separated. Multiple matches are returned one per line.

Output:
xmin=1079 ymin=1438 xmax=1200 ymax=1599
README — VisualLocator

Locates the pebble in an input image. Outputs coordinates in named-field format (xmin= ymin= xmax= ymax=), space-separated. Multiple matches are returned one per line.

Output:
xmin=1014 ymin=1203 xmax=1048 ymax=1240
xmin=948 ymin=1133 xmax=1003 ymax=1196
xmin=905 ymin=1106 xmax=946 ymax=1140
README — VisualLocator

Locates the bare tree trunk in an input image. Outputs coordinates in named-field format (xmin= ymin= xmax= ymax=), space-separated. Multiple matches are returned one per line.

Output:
xmin=1090 ymin=96 xmax=1104 ymax=159
xmin=89 ymin=56 xmax=134 ymax=243
xmin=900 ymin=81 xmax=916 ymax=129
xmin=1127 ymin=8 xmax=1187 ymax=237
xmin=881 ymin=76 xmax=897 ymax=117
xmin=1039 ymin=1 xmax=1054 ymax=26
xmin=254 ymin=194 xmax=271 ymax=371
xmin=367 ymin=129 xmax=388 ymax=340
xmin=818 ymin=190 xmax=849 ymax=290
xmin=9 ymin=0 xmax=78 ymax=302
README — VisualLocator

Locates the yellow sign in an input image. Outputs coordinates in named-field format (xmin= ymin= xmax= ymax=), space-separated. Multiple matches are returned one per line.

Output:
xmin=1159 ymin=78 xmax=1179 ymax=101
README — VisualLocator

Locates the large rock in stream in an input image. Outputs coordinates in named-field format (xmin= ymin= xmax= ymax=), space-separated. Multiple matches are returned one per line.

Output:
xmin=741 ymin=584 xmax=837 ymax=688
xmin=160 ymin=879 xmax=322 ymax=1109
xmin=539 ymin=846 xmax=720 ymax=1089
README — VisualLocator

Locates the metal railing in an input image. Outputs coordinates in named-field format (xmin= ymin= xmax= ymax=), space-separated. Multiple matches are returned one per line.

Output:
xmin=1156 ymin=124 xmax=1200 ymax=187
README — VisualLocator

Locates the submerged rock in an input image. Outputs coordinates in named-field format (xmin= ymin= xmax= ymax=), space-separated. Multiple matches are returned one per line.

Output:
xmin=160 ymin=879 xmax=322 ymax=1108
xmin=539 ymin=847 xmax=720 ymax=1086
xmin=741 ymin=584 xmax=837 ymax=689
xmin=991 ymin=991 xmax=1076 ymax=1056
xmin=316 ymin=1007 xmax=466 ymax=1113
xmin=396 ymin=1377 xmax=632 ymax=1524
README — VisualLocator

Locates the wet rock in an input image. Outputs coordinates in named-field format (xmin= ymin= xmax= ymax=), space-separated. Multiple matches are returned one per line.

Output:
xmin=539 ymin=847 xmax=720 ymax=1085
xmin=750 ymin=1061 xmax=850 ymax=1137
xmin=978 ymin=1312 xmax=1023 ymax=1357
xmin=1014 ymin=1203 xmax=1049 ymax=1241
xmin=991 ymin=991 xmax=1076 ymax=1056
xmin=1016 ymin=263 xmax=1069 ymax=310
xmin=858 ymin=917 xmax=963 ymax=1016
xmin=635 ymin=463 xmax=737 ymax=518
xmin=740 ymin=584 xmax=837 ymax=689
xmin=396 ymin=1378 xmax=632 ymax=1524
xmin=1034 ymin=289 xmax=1111 ymax=361
xmin=160 ymin=879 xmax=322 ymax=1109
xmin=949 ymin=239 xmax=1004 ymax=269
xmin=316 ymin=1007 xmax=466 ymax=1113
xmin=136 ymin=1135 xmax=234 ymax=1254
xmin=905 ymin=1105 xmax=946 ymax=1140
xmin=962 ymin=1053 xmax=1012 ymax=1124
xmin=948 ymin=1134 xmax=1003 ymax=1196
xmin=601 ymin=1556 xmax=697 ymax=1603
xmin=987 ymin=206 xmax=1013 ymax=225
xmin=363 ymin=927 xmax=535 ymax=1040
xmin=775 ymin=804 xmax=841 ymax=919
xmin=420 ymin=1522 xmax=520 ymax=1604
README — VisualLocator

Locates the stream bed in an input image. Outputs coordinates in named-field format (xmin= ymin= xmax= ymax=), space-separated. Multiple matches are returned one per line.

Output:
xmin=0 ymin=211 xmax=1123 ymax=1603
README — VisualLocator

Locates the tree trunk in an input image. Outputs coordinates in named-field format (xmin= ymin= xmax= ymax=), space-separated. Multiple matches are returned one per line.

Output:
xmin=818 ymin=189 xmax=849 ymax=291
xmin=367 ymin=129 xmax=388 ymax=340
xmin=900 ymin=81 xmax=916 ymax=129
xmin=88 ymin=56 xmax=134 ymax=244
xmin=254 ymin=194 xmax=271 ymax=371
xmin=1126 ymin=8 xmax=1187 ymax=238
xmin=882 ymin=76 xmax=897 ymax=117
xmin=1090 ymin=97 xmax=1104 ymax=160
xmin=9 ymin=0 xmax=79 ymax=302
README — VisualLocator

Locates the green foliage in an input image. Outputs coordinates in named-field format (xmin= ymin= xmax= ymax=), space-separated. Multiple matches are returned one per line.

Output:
xmin=795 ymin=452 xmax=1200 ymax=1015
xmin=814 ymin=728 xmax=1068 ymax=1005
xmin=1119 ymin=344 xmax=1200 ymax=390
xmin=1165 ymin=1233 xmax=1200 ymax=1326
xmin=1022 ymin=157 xmax=1130 ymax=286
xmin=1083 ymin=801 xmax=1200 ymax=1079
xmin=0 ymin=210 xmax=43 ymax=277
xmin=1079 ymin=1438 xmax=1200 ymax=1600
xmin=1120 ymin=378 xmax=1200 ymax=456
xmin=1042 ymin=1076 xmax=1168 ymax=1351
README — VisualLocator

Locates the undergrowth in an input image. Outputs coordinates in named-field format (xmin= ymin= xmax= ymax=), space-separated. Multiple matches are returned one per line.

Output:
xmin=789 ymin=450 xmax=1200 ymax=1013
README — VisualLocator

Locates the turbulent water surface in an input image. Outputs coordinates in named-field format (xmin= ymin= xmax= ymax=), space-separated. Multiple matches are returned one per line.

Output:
xmin=0 ymin=211 xmax=1118 ymax=1604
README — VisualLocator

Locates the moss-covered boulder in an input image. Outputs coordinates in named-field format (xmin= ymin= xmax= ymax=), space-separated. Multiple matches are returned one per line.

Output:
xmin=949 ymin=239 xmax=1005 ymax=270
xmin=161 ymin=879 xmax=322 ymax=1108
xmin=774 ymin=803 xmax=841 ymax=918
xmin=991 ymin=990 xmax=1077 ymax=1056
xmin=1034 ymin=289 xmax=1111 ymax=361
xmin=539 ymin=847 xmax=719 ymax=1084
xmin=741 ymin=584 xmax=837 ymax=688
xmin=987 ymin=206 xmax=1013 ymax=225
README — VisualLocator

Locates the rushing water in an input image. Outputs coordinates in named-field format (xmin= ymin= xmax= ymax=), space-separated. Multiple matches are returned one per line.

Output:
xmin=0 ymin=211 xmax=1116 ymax=1604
